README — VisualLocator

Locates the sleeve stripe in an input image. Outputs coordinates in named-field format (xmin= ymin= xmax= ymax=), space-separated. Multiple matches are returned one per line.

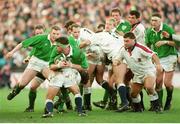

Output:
xmin=135 ymin=43 xmax=153 ymax=54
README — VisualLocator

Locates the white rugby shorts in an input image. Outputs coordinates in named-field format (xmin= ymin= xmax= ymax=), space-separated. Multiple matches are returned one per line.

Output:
xmin=26 ymin=56 xmax=49 ymax=72
xmin=160 ymin=55 xmax=177 ymax=72
xmin=49 ymin=68 xmax=81 ymax=88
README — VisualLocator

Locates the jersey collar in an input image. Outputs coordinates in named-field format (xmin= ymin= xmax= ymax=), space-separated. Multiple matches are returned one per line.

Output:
xmin=66 ymin=46 xmax=73 ymax=57
xmin=120 ymin=19 xmax=125 ymax=24
xmin=48 ymin=34 xmax=56 ymax=46
xmin=152 ymin=22 xmax=163 ymax=32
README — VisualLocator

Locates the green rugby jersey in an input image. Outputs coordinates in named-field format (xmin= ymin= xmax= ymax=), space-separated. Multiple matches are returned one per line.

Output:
xmin=49 ymin=46 xmax=88 ymax=69
xmin=68 ymin=35 xmax=87 ymax=52
xmin=145 ymin=23 xmax=177 ymax=58
xmin=68 ymin=35 xmax=79 ymax=48
xmin=29 ymin=48 xmax=36 ymax=57
xmin=22 ymin=34 xmax=55 ymax=61
xmin=116 ymin=20 xmax=131 ymax=33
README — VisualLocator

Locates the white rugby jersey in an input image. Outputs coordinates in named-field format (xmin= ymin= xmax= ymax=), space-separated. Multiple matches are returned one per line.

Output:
xmin=131 ymin=23 xmax=146 ymax=45
xmin=116 ymin=42 xmax=156 ymax=75
xmin=91 ymin=31 xmax=124 ymax=60
xmin=78 ymin=28 xmax=95 ymax=42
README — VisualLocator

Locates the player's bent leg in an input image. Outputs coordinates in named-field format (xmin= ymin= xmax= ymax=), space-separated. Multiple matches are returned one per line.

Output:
xmin=94 ymin=67 xmax=113 ymax=110
xmin=164 ymin=71 xmax=174 ymax=111
xmin=25 ymin=77 xmax=43 ymax=112
xmin=61 ymin=87 xmax=73 ymax=110
xmin=155 ymin=71 xmax=164 ymax=108
xmin=7 ymin=69 xmax=38 ymax=100
xmin=42 ymin=67 xmax=55 ymax=80
xmin=113 ymin=63 xmax=129 ymax=112
xmin=130 ymin=83 xmax=143 ymax=112
xmin=92 ymin=64 xmax=107 ymax=109
xmin=42 ymin=86 xmax=60 ymax=118
xmin=115 ymin=83 xmax=130 ymax=112
xmin=54 ymin=91 xmax=66 ymax=113
xmin=69 ymin=85 xmax=87 ymax=116
xmin=144 ymin=76 xmax=162 ymax=113
xmin=83 ymin=85 xmax=92 ymax=111
xmin=79 ymin=70 xmax=91 ymax=111
xmin=124 ymin=69 xmax=134 ymax=107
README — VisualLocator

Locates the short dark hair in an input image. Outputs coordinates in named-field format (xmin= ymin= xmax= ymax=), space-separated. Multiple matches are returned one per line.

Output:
xmin=64 ymin=20 xmax=75 ymax=29
xmin=129 ymin=10 xmax=140 ymax=18
xmin=51 ymin=25 xmax=61 ymax=31
xmin=124 ymin=32 xmax=136 ymax=39
xmin=110 ymin=8 xmax=121 ymax=16
xmin=97 ymin=23 xmax=105 ymax=29
xmin=70 ymin=23 xmax=80 ymax=30
xmin=152 ymin=13 xmax=162 ymax=18
xmin=55 ymin=36 xmax=69 ymax=45
xmin=34 ymin=24 xmax=45 ymax=30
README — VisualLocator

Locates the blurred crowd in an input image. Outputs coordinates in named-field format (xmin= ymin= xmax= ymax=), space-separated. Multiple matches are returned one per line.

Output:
xmin=0 ymin=0 xmax=180 ymax=87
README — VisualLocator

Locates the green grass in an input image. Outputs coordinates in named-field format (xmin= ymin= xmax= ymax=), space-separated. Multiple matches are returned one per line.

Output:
xmin=0 ymin=88 xmax=180 ymax=123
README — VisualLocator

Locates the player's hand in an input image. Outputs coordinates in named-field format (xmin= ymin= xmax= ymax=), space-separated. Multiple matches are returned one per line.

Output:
xmin=64 ymin=61 xmax=72 ymax=68
xmin=86 ymin=53 xmax=97 ymax=59
xmin=5 ymin=51 xmax=13 ymax=60
xmin=23 ymin=56 xmax=31 ymax=64
xmin=57 ymin=46 xmax=63 ymax=53
xmin=57 ymin=61 xmax=68 ymax=68
xmin=155 ymin=41 xmax=167 ymax=48
xmin=162 ymin=31 xmax=170 ymax=38
xmin=85 ymin=40 xmax=91 ymax=45
xmin=156 ymin=64 xmax=163 ymax=73
xmin=80 ymin=40 xmax=91 ymax=48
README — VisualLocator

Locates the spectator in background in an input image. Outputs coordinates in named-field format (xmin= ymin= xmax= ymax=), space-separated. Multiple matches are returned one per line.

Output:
xmin=0 ymin=48 xmax=12 ymax=89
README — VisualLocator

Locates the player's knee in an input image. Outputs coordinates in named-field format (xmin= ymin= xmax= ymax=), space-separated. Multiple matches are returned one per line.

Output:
xmin=74 ymin=93 xmax=82 ymax=98
xmin=146 ymin=87 xmax=154 ymax=95
xmin=30 ymin=87 xmax=37 ymax=92
xmin=79 ymin=70 xmax=89 ymax=85
xmin=46 ymin=91 xmax=56 ymax=100
xmin=30 ymin=83 xmax=39 ymax=91
xmin=164 ymin=82 xmax=173 ymax=88
xmin=18 ymin=84 xmax=25 ymax=89
xmin=131 ymin=91 xmax=139 ymax=98
xmin=70 ymin=87 xmax=80 ymax=95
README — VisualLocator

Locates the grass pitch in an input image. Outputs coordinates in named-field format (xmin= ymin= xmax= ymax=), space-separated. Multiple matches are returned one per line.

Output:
xmin=0 ymin=88 xmax=180 ymax=123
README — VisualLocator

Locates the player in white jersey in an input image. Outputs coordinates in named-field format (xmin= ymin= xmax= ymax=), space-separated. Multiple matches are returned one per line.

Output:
xmin=76 ymin=23 xmax=107 ymax=111
xmin=92 ymin=18 xmax=128 ymax=109
xmin=90 ymin=18 xmax=124 ymax=61
xmin=128 ymin=10 xmax=146 ymax=110
xmin=114 ymin=32 xmax=162 ymax=113
xmin=128 ymin=10 xmax=146 ymax=45
xmin=93 ymin=9 xmax=132 ymax=110
xmin=76 ymin=18 xmax=121 ymax=110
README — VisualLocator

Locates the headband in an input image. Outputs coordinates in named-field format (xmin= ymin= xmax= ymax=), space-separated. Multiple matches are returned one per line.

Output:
xmin=56 ymin=42 xmax=69 ymax=48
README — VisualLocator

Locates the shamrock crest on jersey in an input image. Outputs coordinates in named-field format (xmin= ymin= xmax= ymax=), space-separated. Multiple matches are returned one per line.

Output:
xmin=54 ymin=54 xmax=71 ymax=64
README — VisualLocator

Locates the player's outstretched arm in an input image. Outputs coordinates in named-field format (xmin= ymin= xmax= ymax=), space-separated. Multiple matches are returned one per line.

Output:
xmin=5 ymin=43 xmax=23 ymax=59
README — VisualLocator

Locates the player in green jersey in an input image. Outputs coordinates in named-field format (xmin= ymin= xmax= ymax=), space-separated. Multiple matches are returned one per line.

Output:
xmin=23 ymin=24 xmax=46 ymax=112
xmin=6 ymin=26 xmax=61 ymax=101
xmin=145 ymin=13 xmax=178 ymax=111
xmin=111 ymin=8 xmax=131 ymax=36
xmin=42 ymin=36 xmax=88 ymax=118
